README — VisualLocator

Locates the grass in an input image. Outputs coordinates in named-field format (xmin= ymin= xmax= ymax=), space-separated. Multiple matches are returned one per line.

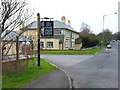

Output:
xmin=40 ymin=48 xmax=101 ymax=55
xmin=0 ymin=75 xmax=2 ymax=90
xmin=2 ymin=58 xmax=57 ymax=88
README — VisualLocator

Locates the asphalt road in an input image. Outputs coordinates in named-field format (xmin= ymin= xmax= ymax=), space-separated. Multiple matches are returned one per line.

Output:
xmin=41 ymin=42 xmax=118 ymax=88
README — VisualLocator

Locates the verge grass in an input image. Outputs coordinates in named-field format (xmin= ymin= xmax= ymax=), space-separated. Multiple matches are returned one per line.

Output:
xmin=40 ymin=48 xmax=101 ymax=55
xmin=2 ymin=58 xmax=57 ymax=88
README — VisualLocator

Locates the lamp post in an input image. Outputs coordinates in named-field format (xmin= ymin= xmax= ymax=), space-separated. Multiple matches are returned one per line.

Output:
xmin=103 ymin=12 xmax=117 ymax=31
xmin=102 ymin=12 xmax=117 ymax=42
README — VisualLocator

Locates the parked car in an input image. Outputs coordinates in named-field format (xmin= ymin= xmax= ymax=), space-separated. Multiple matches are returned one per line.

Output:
xmin=107 ymin=44 xmax=112 ymax=49
xmin=92 ymin=45 xmax=100 ymax=49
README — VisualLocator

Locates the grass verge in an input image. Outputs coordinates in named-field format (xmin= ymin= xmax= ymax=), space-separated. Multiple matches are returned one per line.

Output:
xmin=40 ymin=48 xmax=101 ymax=55
xmin=2 ymin=58 xmax=57 ymax=88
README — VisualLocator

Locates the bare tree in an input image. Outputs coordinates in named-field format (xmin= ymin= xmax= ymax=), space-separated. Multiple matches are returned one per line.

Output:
xmin=0 ymin=0 xmax=33 ymax=60
xmin=80 ymin=22 xmax=92 ymax=35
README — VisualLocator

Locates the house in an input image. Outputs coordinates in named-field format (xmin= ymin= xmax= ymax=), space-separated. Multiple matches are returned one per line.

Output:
xmin=2 ymin=30 xmax=32 ymax=55
xmin=20 ymin=16 xmax=82 ymax=50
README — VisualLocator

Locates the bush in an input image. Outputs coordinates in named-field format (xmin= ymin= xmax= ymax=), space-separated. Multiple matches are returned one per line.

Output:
xmin=80 ymin=34 xmax=99 ymax=48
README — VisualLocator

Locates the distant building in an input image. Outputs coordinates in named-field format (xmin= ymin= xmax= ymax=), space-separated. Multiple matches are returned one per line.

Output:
xmin=2 ymin=30 xmax=32 ymax=55
xmin=20 ymin=16 xmax=82 ymax=50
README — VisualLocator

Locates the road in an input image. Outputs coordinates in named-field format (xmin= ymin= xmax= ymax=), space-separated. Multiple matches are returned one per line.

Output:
xmin=41 ymin=42 xmax=118 ymax=88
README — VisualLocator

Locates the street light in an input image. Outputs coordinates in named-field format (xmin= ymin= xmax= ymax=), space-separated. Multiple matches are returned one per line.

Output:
xmin=103 ymin=12 xmax=117 ymax=31
xmin=102 ymin=12 xmax=117 ymax=42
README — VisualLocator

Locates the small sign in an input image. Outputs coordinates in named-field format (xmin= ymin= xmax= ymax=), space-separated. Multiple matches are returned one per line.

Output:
xmin=41 ymin=21 xmax=54 ymax=37
xmin=22 ymin=46 xmax=31 ymax=55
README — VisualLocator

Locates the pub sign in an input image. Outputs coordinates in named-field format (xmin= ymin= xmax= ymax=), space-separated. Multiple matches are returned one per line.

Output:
xmin=41 ymin=21 xmax=54 ymax=37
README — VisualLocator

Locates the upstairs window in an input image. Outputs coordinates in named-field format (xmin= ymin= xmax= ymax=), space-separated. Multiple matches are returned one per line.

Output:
xmin=54 ymin=30 xmax=64 ymax=35
xmin=65 ymin=31 xmax=69 ymax=38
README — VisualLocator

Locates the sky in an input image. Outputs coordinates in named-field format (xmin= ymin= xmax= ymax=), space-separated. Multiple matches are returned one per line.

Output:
xmin=28 ymin=0 xmax=119 ymax=34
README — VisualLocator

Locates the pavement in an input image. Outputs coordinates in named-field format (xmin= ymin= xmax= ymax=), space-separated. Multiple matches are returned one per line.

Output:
xmin=26 ymin=68 xmax=71 ymax=88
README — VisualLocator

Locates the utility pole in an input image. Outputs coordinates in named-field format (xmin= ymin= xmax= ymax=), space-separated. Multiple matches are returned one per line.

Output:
xmin=37 ymin=13 xmax=40 ymax=66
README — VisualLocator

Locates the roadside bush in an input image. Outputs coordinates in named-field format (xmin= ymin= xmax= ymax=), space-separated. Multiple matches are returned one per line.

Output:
xmin=80 ymin=35 xmax=99 ymax=48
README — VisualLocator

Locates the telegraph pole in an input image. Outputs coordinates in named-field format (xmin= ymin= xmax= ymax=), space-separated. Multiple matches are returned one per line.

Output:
xmin=37 ymin=13 xmax=40 ymax=66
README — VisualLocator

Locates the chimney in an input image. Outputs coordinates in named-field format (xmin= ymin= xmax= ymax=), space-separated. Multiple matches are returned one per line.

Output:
xmin=68 ymin=20 xmax=71 ymax=26
xmin=61 ymin=16 xmax=66 ymax=24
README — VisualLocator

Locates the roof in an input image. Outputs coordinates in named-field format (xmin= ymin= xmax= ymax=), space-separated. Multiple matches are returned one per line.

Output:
xmin=2 ymin=30 xmax=32 ymax=42
xmin=19 ymin=36 xmax=32 ymax=42
xmin=54 ymin=20 xmax=75 ymax=31
xmin=2 ymin=30 xmax=18 ymax=41
xmin=23 ymin=20 xmax=78 ymax=33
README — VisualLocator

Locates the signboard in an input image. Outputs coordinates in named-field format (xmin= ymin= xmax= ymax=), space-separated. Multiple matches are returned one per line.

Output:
xmin=41 ymin=21 xmax=54 ymax=37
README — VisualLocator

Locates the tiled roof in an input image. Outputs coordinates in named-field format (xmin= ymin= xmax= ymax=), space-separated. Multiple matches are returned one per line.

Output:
xmin=24 ymin=20 xmax=78 ymax=33
xmin=2 ymin=31 xmax=18 ymax=41
xmin=2 ymin=30 xmax=32 ymax=42
xmin=54 ymin=20 xmax=75 ymax=31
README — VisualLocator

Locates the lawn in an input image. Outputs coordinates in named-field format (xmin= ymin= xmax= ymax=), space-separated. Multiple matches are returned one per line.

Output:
xmin=40 ymin=48 xmax=101 ymax=55
xmin=2 ymin=58 xmax=57 ymax=88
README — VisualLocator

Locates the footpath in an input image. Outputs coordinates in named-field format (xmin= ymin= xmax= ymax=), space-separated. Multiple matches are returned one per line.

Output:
xmin=26 ymin=69 xmax=70 ymax=88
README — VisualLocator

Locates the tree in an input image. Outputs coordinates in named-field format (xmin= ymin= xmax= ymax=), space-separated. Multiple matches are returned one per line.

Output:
xmin=80 ymin=22 xmax=92 ymax=35
xmin=80 ymin=34 xmax=99 ymax=48
xmin=79 ymin=22 xmax=99 ymax=48
xmin=112 ymin=32 xmax=120 ymax=40
xmin=97 ymin=29 xmax=112 ymax=43
xmin=0 ymin=0 xmax=33 ymax=60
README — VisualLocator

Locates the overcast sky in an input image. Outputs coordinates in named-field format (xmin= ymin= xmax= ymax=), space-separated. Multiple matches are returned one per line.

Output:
xmin=28 ymin=0 xmax=119 ymax=34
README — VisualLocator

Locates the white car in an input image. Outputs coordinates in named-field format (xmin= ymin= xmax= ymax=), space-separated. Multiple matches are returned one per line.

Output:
xmin=107 ymin=45 xmax=112 ymax=49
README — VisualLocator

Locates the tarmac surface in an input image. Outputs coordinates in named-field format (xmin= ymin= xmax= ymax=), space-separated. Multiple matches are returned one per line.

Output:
xmin=26 ymin=69 xmax=70 ymax=88
xmin=41 ymin=47 xmax=118 ymax=88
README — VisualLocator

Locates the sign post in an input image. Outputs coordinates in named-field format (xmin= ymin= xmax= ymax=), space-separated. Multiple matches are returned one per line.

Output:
xmin=37 ymin=13 xmax=40 ymax=66
xmin=16 ymin=36 xmax=19 ymax=77
xmin=0 ymin=26 xmax=2 ymax=89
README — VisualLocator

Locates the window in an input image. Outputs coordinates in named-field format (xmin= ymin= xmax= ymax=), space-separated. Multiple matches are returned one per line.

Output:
xmin=47 ymin=42 xmax=53 ymax=48
xmin=40 ymin=42 xmax=44 ymax=48
xmin=54 ymin=30 xmax=64 ymax=35
xmin=65 ymin=31 xmax=69 ymax=38
xmin=72 ymin=42 xmax=74 ymax=47
xmin=65 ymin=41 xmax=68 ymax=48
xmin=71 ymin=33 xmax=74 ymax=38
xmin=61 ymin=30 xmax=64 ymax=34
